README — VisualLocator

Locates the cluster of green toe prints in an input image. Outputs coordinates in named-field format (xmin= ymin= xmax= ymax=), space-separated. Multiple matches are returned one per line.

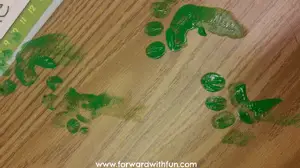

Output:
xmin=145 ymin=3 xmax=246 ymax=59
xmin=51 ymin=88 xmax=123 ymax=134
xmin=201 ymin=72 xmax=282 ymax=128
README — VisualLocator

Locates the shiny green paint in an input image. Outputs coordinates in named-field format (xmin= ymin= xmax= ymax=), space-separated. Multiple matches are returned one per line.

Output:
xmin=245 ymin=98 xmax=282 ymax=120
xmin=211 ymin=111 xmax=236 ymax=129
xmin=144 ymin=21 xmax=164 ymax=36
xmin=201 ymin=72 xmax=225 ymax=92
xmin=46 ymin=76 xmax=63 ymax=91
xmin=166 ymin=4 xmax=245 ymax=51
xmin=151 ymin=2 xmax=171 ymax=18
xmin=205 ymin=96 xmax=227 ymax=111
xmin=66 ymin=118 xmax=80 ymax=134
xmin=238 ymin=108 xmax=255 ymax=124
xmin=228 ymin=83 xmax=249 ymax=106
xmin=222 ymin=129 xmax=255 ymax=146
xmin=0 ymin=79 xmax=17 ymax=96
xmin=146 ymin=41 xmax=166 ymax=59
xmin=42 ymin=93 xmax=57 ymax=111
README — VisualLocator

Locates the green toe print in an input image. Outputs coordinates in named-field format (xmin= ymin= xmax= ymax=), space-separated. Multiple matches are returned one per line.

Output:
xmin=228 ymin=83 xmax=249 ymax=106
xmin=205 ymin=96 xmax=227 ymax=111
xmin=201 ymin=72 xmax=225 ymax=92
xmin=146 ymin=41 xmax=166 ymax=59
xmin=222 ymin=129 xmax=255 ymax=146
xmin=144 ymin=21 xmax=164 ymax=36
xmin=80 ymin=127 xmax=89 ymax=134
xmin=0 ymin=79 xmax=17 ymax=96
xmin=66 ymin=118 xmax=81 ymax=134
xmin=46 ymin=76 xmax=63 ymax=91
xmin=146 ymin=3 xmax=246 ymax=58
xmin=211 ymin=111 xmax=236 ymax=129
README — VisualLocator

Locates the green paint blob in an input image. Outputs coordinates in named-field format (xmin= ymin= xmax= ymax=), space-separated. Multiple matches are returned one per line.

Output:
xmin=42 ymin=93 xmax=57 ymax=111
xmin=198 ymin=27 xmax=207 ymax=36
xmin=76 ymin=114 xmax=91 ymax=123
xmin=238 ymin=108 xmax=255 ymax=124
xmin=166 ymin=4 xmax=245 ymax=51
xmin=80 ymin=127 xmax=89 ymax=134
xmin=151 ymin=2 xmax=171 ymax=18
xmin=205 ymin=96 xmax=227 ymax=111
xmin=229 ymin=83 xmax=249 ymax=106
xmin=201 ymin=72 xmax=225 ymax=92
xmin=245 ymin=98 xmax=282 ymax=120
xmin=144 ymin=21 xmax=164 ymax=36
xmin=146 ymin=41 xmax=166 ymax=59
xmin=211 ymin=111 xmax=236 ymax=129
xmin=222 ymin=129 xmax=255 ymax=146
xmin=66 ymin=118 xmax=80 ymax=134
xmin=46 ymin=76 xmax=63 ymax=91
xmin=0 ymin=79 xmax=17 ymax=96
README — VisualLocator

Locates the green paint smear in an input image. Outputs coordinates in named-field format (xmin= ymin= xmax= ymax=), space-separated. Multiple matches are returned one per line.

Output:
xmin=229 ymin=83 xmax=249 ymax=106
xmin=263 ymin=114 xmax=300 ymax=127
xmin=166 ymin=4 xmax=245 ymax=51
xmin=201 ymin=72 xmax=225 ymax=92
xmin=46 ymin=76 xmax=63 ymax=91
xmin=64 ymin=88 xmax=122 ymax=119
xmin=211 ymin=111 xmax=236 ymax=129
xmin=76 ymin=114 xmax=91 ymax=123
xmin=245 ymin=98 xmax=282 ymax=120
xmin=205 ymin=96 xmax=227 ymax=111
xmin=80 ymin=127 xmax=89 ymax=134
xmin=144 ymin=21 xmax=164 ymax=36
xmin=146 ymin=41 xmax=166 ymax=59
xmin=222 ymin=129 xmax=255 ymax=146
xmin=0 ymin=50 xmax=13 ymax=72
xmin=0 ymin=79 xmax=17 ymax=96
xmin=151 ymin=2 xmax=171 ymax=18
xmin=66 ymin=118 xmax=81 ymax=134
xmin=42 ymin=93 xmax=57 ymax=111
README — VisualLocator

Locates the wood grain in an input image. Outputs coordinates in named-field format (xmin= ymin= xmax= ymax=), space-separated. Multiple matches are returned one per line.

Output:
xmin=1 ymin=0 xmax=300 ymax=167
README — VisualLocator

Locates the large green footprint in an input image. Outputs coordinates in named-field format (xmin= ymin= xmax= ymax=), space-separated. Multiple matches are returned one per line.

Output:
xmin=145 ymin=3 xmax=246 ymax=58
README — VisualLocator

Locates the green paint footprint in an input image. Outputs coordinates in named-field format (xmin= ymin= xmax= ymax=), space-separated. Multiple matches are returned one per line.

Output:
xmin=145 ymin=3 xmax=246 ymax=59
xmin=201 ymin=72 xmax=282 ymax=145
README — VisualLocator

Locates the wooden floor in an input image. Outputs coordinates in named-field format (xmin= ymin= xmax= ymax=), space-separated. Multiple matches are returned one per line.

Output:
xmin=1 ymin=0 xmax=300 ymax=167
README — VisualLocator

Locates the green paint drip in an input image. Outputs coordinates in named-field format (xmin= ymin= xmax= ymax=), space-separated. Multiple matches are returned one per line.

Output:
xmin=42 ymin=93 xmax=57 ymax=111
xmin=205 ymin=96 xmax=227 ymax=111
xmin=151 ymin=2 xmax=171 ymax=18
xmin=229 ymin=83 xmax=249 ymax=106
xmin=0 ymin=79 xmax=17 ymax=96
xmin=211 ymin=111 xmax=236 ymax=129
xmin=201 ymin=72 xmax=225 ymax=92
xmin=144 ymin=21 xmax=164 ymax=36
xmin=146 ymin=41 xmax=166 ymax=59
xmin=166 ymin=4 xmax=245 ymax=51
xmin=245 ymin=98 xmax=282 ymax=120
xmin=66 ymin=118 xmax=80 ymax=134
xmin=46 ymin=76 xmax=63 ymax=91
xmin=80 ymin=127 xmax=89 ymax=134
xmin=76 ymin=114 xmax=91 ymax=123
xmin=222 ymin=129 xmax=255 ymax=146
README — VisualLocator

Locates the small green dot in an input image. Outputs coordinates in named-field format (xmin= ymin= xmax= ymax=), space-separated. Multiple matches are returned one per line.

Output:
xmin=80 ymin=127 xmax=89 ymax=134
xmin=201 ymin=72 xmax=225 ymax=92
xmin=151 ymin=2 xmax=171 ymax=18
xmin=211 ymin=111 xmax=236 ymax=129
xmin=205 ymin=96 xmax=227 ymax=111
xmin=66 ymin=118 xmax=80 ymax=134
xmin=146 ymin=41 xmax=166 ymax=59
xmin=144 ymin=21 xmax=164 ymax=36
